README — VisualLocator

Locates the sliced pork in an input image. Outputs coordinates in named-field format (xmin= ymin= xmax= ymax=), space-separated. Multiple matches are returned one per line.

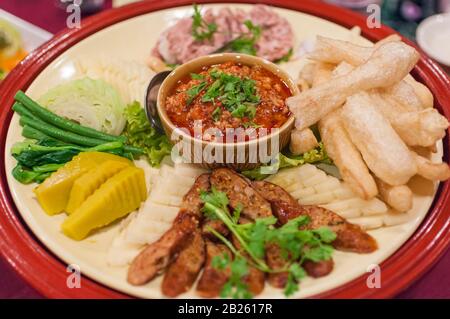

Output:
xmin=152 ymin=5 xmax=294 ymax=64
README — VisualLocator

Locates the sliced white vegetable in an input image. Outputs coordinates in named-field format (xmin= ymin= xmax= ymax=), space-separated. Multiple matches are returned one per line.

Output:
xmin=382 ymin=212 xmax=412 ymax=226
xmin=361 ymin=198 xmax=388 ymax=216
xmin=348 ymin=216 xmax=384 ymax=230
xmin=291 ymin=187 xmax=316 ymax=199
xmin=298 ymin=191 xmax=335 ymax=205
xmin=332 ymin=207 xmax=361 ymax=219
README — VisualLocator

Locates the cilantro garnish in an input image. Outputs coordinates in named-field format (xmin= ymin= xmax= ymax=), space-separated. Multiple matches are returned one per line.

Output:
xmin=274 ymin=48 xmax=294 ymax=64
xmin=186 ymin=80 xmax=208 ymax=105
xmin=192 ymin=4 xmax=217 ymax=42
xmin=200 ymin=188 xmax=336 ymax=299
xmin=224 ymin=20 xmax=262 ymax=56
xmin=242 ymin=121 xmax=261 ymax=129
xmin=187 ymin=69 xmax=260 ymax=120
xmin=212 ymin=106 xmax=222 ymax=122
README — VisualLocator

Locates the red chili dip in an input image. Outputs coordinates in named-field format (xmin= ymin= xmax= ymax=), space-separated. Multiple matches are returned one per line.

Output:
xmin=165 ymin=62 xmax=292 ymax=142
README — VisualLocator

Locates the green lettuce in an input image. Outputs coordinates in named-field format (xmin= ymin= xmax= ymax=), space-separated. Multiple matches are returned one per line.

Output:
xmin=123 ymin=102 xmax=172 ymax=166
xmin=242 ymin=142 xmax=332 ymax=180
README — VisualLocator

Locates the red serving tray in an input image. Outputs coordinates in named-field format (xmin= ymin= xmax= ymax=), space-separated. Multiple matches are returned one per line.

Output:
xmin=0 ymin=0 xmax=449 ymax=299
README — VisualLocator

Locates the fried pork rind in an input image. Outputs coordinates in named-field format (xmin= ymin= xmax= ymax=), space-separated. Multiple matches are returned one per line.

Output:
xmin=319 ymin=111 xmax=378 ymax=200
xmin=289 ymin=128 xmax=319 ymax=155
xmin=309 ymin=35 xmax=432 ymax=111
xmin=341 ymin=92 xmax=417 ymax=186
xmin=374 ymin=177 xmax=413 ymax=213
xmin=332 ymin=62 xmax=448 ymax=148
xmin=287 ymin=42 xmax=420 ymax=131
xmin=411 ymin=152 xmax=450 ymax=181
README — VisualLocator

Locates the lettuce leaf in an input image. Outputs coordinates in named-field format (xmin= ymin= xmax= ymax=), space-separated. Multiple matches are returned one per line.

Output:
xmin=242 ymin=142 xmax=332 ymax=180
xmin=123 ymin=101 xmax=172 ymax=166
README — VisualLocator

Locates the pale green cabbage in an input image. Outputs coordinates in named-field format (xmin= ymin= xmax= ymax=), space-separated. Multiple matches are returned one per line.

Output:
xmin=38 ymin=77 xmax=126 ymax=135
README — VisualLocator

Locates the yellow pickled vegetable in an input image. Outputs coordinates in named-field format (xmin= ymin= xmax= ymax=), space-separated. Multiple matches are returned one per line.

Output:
xmin=65 ymin=160 xmax=131 ymax=215
xmin=61 ymin=166 xmax=147 ymax=240
xmin=34 ymin=152 xmax=131 ymax=215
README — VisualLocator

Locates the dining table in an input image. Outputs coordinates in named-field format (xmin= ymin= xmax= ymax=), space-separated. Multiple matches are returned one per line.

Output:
xmin=0 ymin=0 xmax=448 ymax=299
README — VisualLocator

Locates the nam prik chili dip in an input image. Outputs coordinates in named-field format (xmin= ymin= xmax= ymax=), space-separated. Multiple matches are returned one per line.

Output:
xmin=165 ymin=62 xmax=292 ymax=142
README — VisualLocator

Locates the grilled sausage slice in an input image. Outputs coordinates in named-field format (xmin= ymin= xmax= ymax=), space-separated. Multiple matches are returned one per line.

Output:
xmin=161 ymin=230 xmax=205 ymax=297
xmin=210 ymin=168 xmax=272 ymax=220
xmin=127 ymin=174 xmax=210 ymax=286
xmin=201 ymin=219 xmax=230 ymax=240
xmin=265 ymin=243 xmax=290 ymax=288
xmin=252 ymin=180 xmax=378 ymax=253
xmin=231 ymin=234 xmax=265 ymax=296
xmin=196 ymin=240 xmax=232 ymax=298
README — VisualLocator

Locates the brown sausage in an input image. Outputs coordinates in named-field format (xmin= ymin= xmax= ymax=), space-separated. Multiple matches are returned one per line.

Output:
xmin=231 ymin=234 xmax=265 ymax=296
xmin=252 ymin=181 xmax=378 ymax=253
xmin=210 ymin=168 xmax=272 ymax=220
xmin=161 ymin=230 xmax=205 ymax=297
xmin=201 ymin=219 xmax=230 ymax=240
xmin=127 ymin=212 xmax=198 ymax=285
xmin=127 ymin=174 xmax=211 ymax=286
xmin=196 ymin=240 xmax=232 ymax=298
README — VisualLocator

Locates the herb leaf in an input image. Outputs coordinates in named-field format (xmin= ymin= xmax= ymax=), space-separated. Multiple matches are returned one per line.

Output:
xmin=226 ymin=20 xmax=262 ymax=56
xmin=200 ymin=70 xmax=260 ymax=120
xmin=192 ymin=4 xmax=217 ymax=41
xmin=200 ymin=188 xmax=336 ymax=298
xmin=242 ymin=142 xmax=332 ymax=180
xmin=186 ymin=80 xmax=208 ymax=105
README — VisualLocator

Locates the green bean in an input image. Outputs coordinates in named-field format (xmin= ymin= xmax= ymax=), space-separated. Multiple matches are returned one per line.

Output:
xmin=12 ymin=102 xmax=36 ymax=119
xmin=20 ymin=116 xmax=110 ymax=147
xmin=14 ymin=91 xmax=126 ymax=143
xmin=20 ymin=118 xmax=142 ymax=154
xmin=22 ymin=125 xmax=52 ymax=141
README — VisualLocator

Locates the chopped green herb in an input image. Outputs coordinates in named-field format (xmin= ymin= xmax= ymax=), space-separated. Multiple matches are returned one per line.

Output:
xmin=199 ymin=70 xmax=260 ymax=119
xmin=242 ymin=121 xmax=261 ymax=129
xmin=212 ymin=106 xmax=222 ymax=121
xmin=200 ymin=188 xmax=336 ymax=299
xmin=226 ymin=20 xmax=262 ymax=56
xmin=186 ymin=80 xmax=208 ymax=105
xmin=192 ymin=4 xmax=217 ymax=41
xmin=190 ymin=73 xmax=205 ymax=80
xmin=166 ymin=63 xmax=180 ymax=70
xmin=274 ymin=48 xmax=294 ymax=64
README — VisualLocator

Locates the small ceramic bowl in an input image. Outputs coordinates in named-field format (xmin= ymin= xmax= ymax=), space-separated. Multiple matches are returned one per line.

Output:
xmin=417 ymin=13 xmax=450 ymax=67
xmin=157 ymin=53 xmax=297 ymax=170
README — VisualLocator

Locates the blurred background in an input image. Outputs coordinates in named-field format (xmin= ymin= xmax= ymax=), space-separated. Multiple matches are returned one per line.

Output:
xmin=0 ymin=0 xmax=449 ymax=299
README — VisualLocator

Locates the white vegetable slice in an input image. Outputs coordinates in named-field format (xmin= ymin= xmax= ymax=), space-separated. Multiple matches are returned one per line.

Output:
xmin=382 ymin=212 xmax=412 ymax=226
xmin=361 ymin=198 xmax=388 ymax=216
xmin=333 ymin=186 xmax=355 ymax=200
xmin=332 ymin=207 xmax=361 ymax=219
xmin=296 ymin=164 xmax=318 ymax=180
xmin=298 ymin=191 xmax=335 ymax=205
xmin=313 ymin=177 xmax=341 ymax=193
xmin=291 ymin=187 xmax=316 ymax=199
xmin=348 ymin=216 xmax=384 ymax=230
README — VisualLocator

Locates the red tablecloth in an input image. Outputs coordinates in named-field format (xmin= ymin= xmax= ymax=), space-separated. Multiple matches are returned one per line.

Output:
xmin=0 ymin=0 xmax=448 ymax=299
